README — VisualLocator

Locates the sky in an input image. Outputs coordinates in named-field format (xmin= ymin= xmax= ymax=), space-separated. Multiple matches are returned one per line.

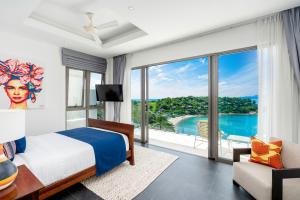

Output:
xmin=131 ymin=50 xmax=258 ymax=99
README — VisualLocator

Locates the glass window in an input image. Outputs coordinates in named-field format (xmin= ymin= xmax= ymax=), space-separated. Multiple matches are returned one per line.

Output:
xmin=131 ymin=57 xmax=209 ymax=155
xmin=89 ymin=73 xmax=102 ymax=106
xmin=68 ymin=69 xmax=84 ymax=107
xmin=218 ymin=49 xmax=258 ymax=159
xmin=147 ymin=58 xmax=209 ymax=155
xmin=131 ymin=69 xmax=142 ymax=140
xmin=67 ymin=110 xmax=86 ymax=129
xmin=89 ymin=107 xmax=105 ymax=120
xmin=129 ymin=48 xmax=257 ymax=161
xmin=66 ymin=68 xmax=105 ymax=129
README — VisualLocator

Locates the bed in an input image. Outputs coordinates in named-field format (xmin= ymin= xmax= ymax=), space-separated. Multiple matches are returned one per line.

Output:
xmin=13 ymin=119 xmax=135 ymax=200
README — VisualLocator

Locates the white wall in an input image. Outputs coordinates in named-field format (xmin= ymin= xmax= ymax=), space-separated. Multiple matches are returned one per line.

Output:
xmin=0 ymin=31 xmax=65 ymax=136
xmin=127 ymin=23 xmax=257 ymax=68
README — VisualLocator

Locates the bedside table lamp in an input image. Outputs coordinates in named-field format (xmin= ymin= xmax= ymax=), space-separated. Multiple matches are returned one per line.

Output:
xmin=0 ymin=110 xmax=25 ymax=190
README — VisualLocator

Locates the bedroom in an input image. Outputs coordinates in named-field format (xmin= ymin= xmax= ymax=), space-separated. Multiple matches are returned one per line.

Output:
xmin=0 ymin=0 xmax=300 ymax=200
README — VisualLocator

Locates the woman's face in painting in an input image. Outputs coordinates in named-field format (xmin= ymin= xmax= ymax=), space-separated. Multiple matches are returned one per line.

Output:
xmin=4 ymin=79 xmax=29 ymax=104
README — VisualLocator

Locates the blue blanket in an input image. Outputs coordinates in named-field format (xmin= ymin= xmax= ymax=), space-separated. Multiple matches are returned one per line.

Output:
xmin=57 ymin=127 xmax=126 ymax=176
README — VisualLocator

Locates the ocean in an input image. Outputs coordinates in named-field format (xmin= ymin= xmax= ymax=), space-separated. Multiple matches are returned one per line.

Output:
xmin=175 ymin=114 xmax=258 ymax=137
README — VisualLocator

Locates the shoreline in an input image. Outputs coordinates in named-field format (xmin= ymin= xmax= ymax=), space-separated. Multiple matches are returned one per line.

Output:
xmin=169 ymin=112 xmax=257 ymax=126
xmin=168 ymin=115 xmax=199 ymax=126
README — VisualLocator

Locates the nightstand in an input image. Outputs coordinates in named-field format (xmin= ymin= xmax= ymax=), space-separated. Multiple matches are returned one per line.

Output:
xmin=0 ymin=165 xmax=44 ymax=200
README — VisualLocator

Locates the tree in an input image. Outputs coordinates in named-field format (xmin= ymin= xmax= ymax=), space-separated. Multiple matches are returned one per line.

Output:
xmin=149 ymin=111 xmax=175 ymax=132
xmin=132 ymin=96 xmax=257 ymax=132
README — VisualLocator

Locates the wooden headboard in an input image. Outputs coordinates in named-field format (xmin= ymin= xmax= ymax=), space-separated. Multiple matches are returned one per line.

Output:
xmin=88 ymin=119 xmax=134 ymax=136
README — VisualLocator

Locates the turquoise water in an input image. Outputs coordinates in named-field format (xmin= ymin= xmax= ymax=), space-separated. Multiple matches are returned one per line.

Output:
xmin=175 ymin=114 xmax=257 ymax=137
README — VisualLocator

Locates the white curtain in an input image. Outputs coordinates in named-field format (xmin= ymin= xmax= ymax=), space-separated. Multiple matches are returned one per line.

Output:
xmin=257 ymin=14 xmax=300 ymax=143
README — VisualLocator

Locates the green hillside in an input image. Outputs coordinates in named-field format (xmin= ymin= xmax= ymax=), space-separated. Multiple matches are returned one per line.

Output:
xmin=132 ymin=96 xmax=257 ymax=132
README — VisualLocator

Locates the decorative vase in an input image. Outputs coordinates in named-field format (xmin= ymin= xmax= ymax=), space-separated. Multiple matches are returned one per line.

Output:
xmin=0 ymin=144 xmax=18 ymax=190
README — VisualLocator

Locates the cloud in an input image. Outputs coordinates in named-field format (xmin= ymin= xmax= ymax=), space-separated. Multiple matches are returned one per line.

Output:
xmin=176 ymin=64 xmax=192 ymax=73
xmin=156 ymin=72 xmax=173 ymax=81
xmin=148 ymin=80 xmax=208 ymax=98
xmin=219 ymin=63 xmax=258 ymax=97
xmin=149 ymin=65 xmax=163 ymax=73
xmin=219 ymin=81 xmax=227 ymax=86
xmin=132 ymin=54 xmax=258 ymax=99
xmin=199 ymin=58 xmax=207 ymax=64
xmin=197 ymin=74 xmax=208 ymax=81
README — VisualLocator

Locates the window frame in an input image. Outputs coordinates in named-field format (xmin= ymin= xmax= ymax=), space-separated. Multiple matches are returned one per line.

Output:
xmin=66 ymin=68 xmax=86 ymax=109
xmin=214 ymin=48 xmax=258 ymax=163
xmin=66 ymin=67 xmax=105 ymax=129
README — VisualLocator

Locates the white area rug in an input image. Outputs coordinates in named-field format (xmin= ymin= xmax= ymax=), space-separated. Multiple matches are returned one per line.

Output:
xmin=82 ymin=145 xmax=178 ymax=200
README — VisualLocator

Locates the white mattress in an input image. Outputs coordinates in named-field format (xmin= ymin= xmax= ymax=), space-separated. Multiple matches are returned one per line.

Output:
xmin=13 ymin=129 xmax=129 ymax=186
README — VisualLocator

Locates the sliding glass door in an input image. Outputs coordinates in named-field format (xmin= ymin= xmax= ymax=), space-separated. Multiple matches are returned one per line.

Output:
xmin=131 ymin=57 xmax=209 ymax=156
xmin=217 ymin=49 xmax=258 ymax=160
xmin=147 ymin=58 xmax=209 ymax=156
xmin=131 ymin=47 xmax=258 ymax=161
xmin=131 ymin=68 xmax=149 ymax=143
xmin=131 ymin=69 xmax=142 ymax=140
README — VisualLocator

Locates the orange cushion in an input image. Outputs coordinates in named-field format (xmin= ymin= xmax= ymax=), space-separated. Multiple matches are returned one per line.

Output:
xmin=249 ymin=137 xmax=284 ymax=169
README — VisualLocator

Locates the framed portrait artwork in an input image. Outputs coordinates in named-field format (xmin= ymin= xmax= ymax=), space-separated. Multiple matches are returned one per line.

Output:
xmin=0 ymin=58 xmax=45 ymax=110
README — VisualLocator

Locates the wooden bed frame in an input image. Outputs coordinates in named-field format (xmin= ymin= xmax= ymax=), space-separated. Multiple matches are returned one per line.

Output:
xmin=38 ymin=119 xmax=135 ymax=200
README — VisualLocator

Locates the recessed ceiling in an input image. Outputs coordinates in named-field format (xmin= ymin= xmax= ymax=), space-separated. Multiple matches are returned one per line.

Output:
xmin=29 ymin=0 xmax=147 ymax=46
xmin=1 ymin=0 xmax=300 ymax=58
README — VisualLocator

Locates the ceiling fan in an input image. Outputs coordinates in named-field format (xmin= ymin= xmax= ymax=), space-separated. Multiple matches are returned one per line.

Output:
xmin=83 ymin=12 xmax=118 ymax=46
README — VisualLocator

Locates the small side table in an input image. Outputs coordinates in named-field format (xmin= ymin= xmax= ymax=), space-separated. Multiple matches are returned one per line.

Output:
xmin=0 ymin=165 xmax=44 ymax=200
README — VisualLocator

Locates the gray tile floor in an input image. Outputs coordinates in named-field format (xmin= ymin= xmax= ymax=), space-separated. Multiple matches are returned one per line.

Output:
xmin=48 ymin=144 xmax=254 ymax=200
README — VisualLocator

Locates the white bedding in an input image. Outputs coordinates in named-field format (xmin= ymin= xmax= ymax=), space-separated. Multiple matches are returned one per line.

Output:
xmin=13 ymin=154 xmax=26 ymax=166
xmin=13 ymin=129 xmax=129 ymax=186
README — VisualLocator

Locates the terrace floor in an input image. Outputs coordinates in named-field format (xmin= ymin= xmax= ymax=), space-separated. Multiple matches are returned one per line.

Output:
xmin=147 ymin=129 xmax=250 ymax=159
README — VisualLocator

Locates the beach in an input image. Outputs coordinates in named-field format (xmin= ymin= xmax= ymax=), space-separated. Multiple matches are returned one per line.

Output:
xmin=168 ymin=115 xmax=197 ymax=126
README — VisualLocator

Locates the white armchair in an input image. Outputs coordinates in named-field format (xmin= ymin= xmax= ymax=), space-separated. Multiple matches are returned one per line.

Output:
xmin=232 ymin=138 xmax=300 ymax=200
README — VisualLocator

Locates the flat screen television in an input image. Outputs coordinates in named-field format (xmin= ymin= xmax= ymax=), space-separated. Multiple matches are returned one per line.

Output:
xmin=96 ymin=84 xmax=123 ymax=102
